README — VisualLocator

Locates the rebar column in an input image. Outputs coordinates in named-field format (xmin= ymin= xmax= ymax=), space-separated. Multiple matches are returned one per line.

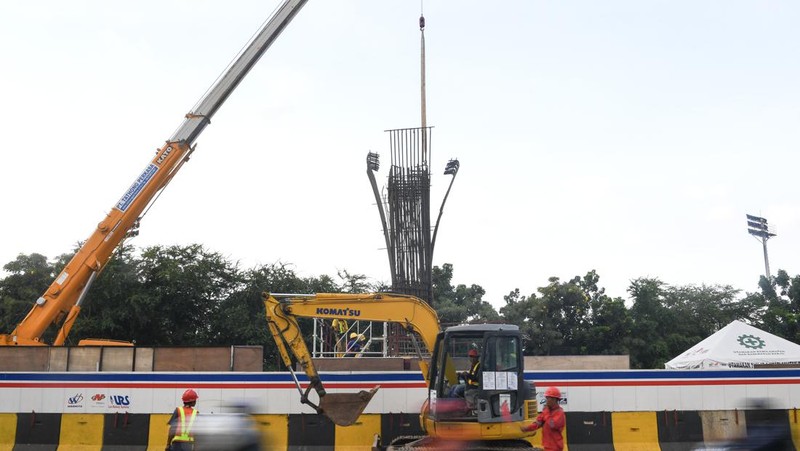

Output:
xmin=385 ymin=127 xmax=433 ymax=303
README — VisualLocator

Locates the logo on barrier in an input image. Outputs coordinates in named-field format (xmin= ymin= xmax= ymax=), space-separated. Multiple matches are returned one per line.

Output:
xmin=109 ymin=395 xmax=131 ymax=409
xmin=67 ymin=393 xmax=84 ymax=408
xmin=91 ymin=393 xmax=106 ymax=401
xmin=537 ymin=390 xmax=568 ymax=406
xmin=737 ymin=334 xmax=766 ymax=349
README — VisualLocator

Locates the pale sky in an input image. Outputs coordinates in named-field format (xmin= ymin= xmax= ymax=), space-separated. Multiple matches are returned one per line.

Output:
xmin=1 ymin=1 xmax=799 ymax=310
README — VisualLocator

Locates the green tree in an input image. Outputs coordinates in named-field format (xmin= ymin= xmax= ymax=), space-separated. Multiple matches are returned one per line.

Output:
xmin=757 ymin=269 xmax=800 ymax=343
xmin=214 ymin=262 xmax=335 ymax=369
xmin=432 ymin=263 xmax=498 ymax=325
xmin=128 ymin=244 xmax=241 ymax=346
xmin=659 ymin=283 xmax=750 ymax=361
xmin=576 ymin=271 xmax=632 ymax=356
xmin=336 ymin=270 xmax=372 ymax=293
xmin=581 ymin=295 xmax=632 ymax=356
xmin=501 ymin=271 xmax=631 ymax=357
xmin=507 ymin=274 xmax=593 ymax=356
xmin=0 ymin=253 xmax=57 ymax=335
xmin=68 ymin=245 xmax=147 ymax=345
xmin=498 ymin=288 xmax=538 ymax=354
xmin=627 ymin=278 xmax=672 ymax=368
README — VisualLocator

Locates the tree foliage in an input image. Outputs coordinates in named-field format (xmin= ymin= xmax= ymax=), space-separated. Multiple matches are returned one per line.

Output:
xmin=757 ymin=269 xmax=800 ymax=344
xmin=0 ymin=253 xmax=56 ymax=335
xmin=500 ymin=271 xmax=631 ymax=357
xmin=432 ymin=263 xmax=498 ymax=325
xmin=1 ymin=245 xmax=798 ymax=370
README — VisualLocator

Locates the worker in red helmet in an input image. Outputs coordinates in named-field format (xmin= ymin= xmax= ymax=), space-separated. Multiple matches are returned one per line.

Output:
xmin=167 ymin=389 xmax=199 ymax=451
xmin=521 ymin=386 xmax=565 ymax=451
xmin=448 ymin=348 xmax=481 ymax=398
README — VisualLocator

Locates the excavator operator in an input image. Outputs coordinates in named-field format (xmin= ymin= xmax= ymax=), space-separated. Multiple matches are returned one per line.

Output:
xmin=449 ymin=348 xmax=480 ymax=398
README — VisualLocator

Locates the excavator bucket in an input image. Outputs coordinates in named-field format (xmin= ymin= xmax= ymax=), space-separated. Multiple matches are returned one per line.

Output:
xmin=319 ymin=386 xmax=380 ymax=426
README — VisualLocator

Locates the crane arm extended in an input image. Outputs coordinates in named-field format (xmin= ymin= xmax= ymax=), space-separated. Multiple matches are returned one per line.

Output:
xmin=263 ymin=292 xmax=440 ymax=426
xmin=0 ymin=0 xmax=307 ymax=346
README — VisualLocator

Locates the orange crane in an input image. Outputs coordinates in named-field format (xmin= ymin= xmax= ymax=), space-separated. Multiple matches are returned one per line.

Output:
xmin=0 ymin=0 xmax=308 ymax=346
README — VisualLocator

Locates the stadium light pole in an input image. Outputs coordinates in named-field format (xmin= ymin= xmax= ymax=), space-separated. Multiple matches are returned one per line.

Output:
xmin=366 ymin=152 xmax=395 ymax=280
xmin=431 ymin=159 xmax=460 ymax=255
xmin=746 ymin=214 xmax=777 ymax=280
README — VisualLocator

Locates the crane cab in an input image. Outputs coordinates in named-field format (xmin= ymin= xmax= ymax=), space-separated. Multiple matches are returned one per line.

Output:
xmin=421 ymin=324 xmax=537 ymax=442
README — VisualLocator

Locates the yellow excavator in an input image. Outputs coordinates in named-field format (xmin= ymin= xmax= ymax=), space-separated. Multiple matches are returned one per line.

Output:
xmin=0 ymin=0 xmax=308 ymax=346
xmin=263 ymin=292 xmax=538 ymax=449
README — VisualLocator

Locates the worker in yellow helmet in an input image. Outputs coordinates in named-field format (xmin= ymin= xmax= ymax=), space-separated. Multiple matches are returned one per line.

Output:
xmin=345 ymin=332 xmax=366 ymax=357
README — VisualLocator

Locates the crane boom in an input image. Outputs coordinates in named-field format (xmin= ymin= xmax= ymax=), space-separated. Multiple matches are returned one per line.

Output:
xmin=0 ymin=0 xmax=308 ymax=346
xmin=171 ymin=0 xmax=307 ymax=145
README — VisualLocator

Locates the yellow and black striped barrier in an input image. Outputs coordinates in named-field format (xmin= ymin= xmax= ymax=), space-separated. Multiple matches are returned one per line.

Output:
xmin=2 ymin=410 xmax=799 ymax=450
xmin=0 ymin=411 xmax=423 ymax=450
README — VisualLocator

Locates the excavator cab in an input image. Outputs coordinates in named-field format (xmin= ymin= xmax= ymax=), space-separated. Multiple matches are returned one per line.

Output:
xmin=423 ymin=324 xmax=536 ymax=441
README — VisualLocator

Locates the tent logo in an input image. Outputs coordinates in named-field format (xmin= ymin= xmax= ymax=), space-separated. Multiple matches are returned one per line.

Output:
xmin=737 ymin=334 xmax=766 ymax=349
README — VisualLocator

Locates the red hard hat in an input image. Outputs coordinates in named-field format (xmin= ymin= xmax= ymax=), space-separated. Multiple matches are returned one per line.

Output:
xmin=182 ymin=389 xmax=198 ymax=403
xmin=468 ymin=349 xmax=479 ymax=357
xmin=544 ymin=386 xmax=561 ymax=399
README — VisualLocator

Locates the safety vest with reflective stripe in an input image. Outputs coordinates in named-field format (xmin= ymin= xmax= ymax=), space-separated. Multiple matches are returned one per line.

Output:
xmin=466 ymin=361 xmax=480 ymax=387
xmin=172 ymin=406 xmax=198 ymax=443
xmin=332 ymin=318 xmax=348 ymax=334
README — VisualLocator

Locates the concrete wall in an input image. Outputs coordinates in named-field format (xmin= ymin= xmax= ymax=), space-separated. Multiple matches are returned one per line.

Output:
xmin=0 ymin=348 xmax=625 ymax=372
xmin=525 ymin=355 xmax=630 ymax=370
xmin=0 ymin=346 xmax=263 ymax=372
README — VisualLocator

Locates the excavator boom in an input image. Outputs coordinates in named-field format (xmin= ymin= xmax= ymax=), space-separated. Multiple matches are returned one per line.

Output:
xmin=263 ymin=292 xmax=440 ymax=426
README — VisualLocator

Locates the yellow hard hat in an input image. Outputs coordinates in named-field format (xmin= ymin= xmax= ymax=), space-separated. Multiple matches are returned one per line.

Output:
xmin=350 ymin=332 xmax=358 ymax=339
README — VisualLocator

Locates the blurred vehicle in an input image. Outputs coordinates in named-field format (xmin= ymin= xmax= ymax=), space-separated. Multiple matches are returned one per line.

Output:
xmin=192 ymin=406 xmax=264 ymax=451
xmin=693 ymin=399 xmax=793 ymax=451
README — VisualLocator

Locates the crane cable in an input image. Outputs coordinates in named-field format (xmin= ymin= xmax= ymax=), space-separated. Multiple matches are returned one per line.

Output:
xmin=420 ymin=0 xmax=426 ymax=129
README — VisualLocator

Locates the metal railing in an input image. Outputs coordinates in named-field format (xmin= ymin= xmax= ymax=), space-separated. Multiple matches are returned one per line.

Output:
xmin=312 ymin=320 xmax=433 ymax=359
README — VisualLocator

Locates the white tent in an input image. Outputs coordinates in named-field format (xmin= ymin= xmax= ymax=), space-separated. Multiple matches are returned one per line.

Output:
xmin=665 ymin=320 xmax=800 ymax=370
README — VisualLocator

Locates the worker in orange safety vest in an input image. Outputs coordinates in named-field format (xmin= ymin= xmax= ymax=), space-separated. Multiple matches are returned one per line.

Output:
xmin=521 ymin=386 xmax=566 ymax=451
xmin=167 ymin=389 xmax=199 ymax=451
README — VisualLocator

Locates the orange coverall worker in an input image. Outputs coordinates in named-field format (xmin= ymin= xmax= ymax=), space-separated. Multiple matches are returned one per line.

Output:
xmin=522 ymin=403 xmax=565 ymax=451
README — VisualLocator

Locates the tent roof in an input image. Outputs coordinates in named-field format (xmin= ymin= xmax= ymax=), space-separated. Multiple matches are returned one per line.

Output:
xmin=665 ymin=320 xmax=800 ymax=370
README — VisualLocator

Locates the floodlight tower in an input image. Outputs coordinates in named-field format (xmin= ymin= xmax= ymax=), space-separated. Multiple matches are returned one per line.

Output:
xmin=746 ymin=214 xmax=777 ymax=280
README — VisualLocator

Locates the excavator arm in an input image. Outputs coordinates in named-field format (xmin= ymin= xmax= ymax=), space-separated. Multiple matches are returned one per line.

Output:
xmin=263 ymin=292 xmax=440 ymax=426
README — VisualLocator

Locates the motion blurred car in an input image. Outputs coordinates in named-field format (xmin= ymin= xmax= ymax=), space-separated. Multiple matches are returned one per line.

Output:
xmin=692 ymin=402 xmax=793 ymax=451
xmin=192 ymin=406 xmax=264 ymax=451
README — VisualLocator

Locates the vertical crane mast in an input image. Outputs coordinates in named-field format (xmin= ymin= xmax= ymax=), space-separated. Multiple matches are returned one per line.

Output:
xmin=0 ymin=0 xmax=308 ymax=346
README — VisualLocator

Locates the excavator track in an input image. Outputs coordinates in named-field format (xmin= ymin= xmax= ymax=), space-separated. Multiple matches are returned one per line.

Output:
xmin=379 ymin=435 xmax=541 ymax=451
